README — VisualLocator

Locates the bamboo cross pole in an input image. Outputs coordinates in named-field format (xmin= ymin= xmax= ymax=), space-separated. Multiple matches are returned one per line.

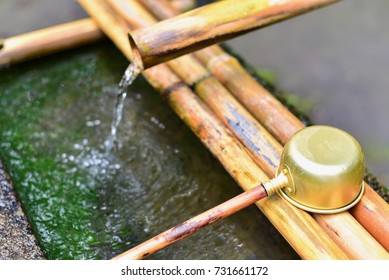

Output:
xmin=135 ymin=0 xmax=389 ymax=258
xmin=194 ymin=46 xmax=304 ymax=142
xmin=0 ymin=18 xmax=104 ymax=67
xmin=313 ymin=211 xmax=389 ymax=259
xmin=78 ymin=0 xmax=349 ymax=260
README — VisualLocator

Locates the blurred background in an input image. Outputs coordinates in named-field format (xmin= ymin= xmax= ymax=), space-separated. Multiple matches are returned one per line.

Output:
xmin=1 ymin=0 xmax=388 ymax=187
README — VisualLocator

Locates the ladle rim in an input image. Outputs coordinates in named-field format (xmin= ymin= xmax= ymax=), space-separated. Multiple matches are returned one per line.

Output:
xmin=279 ymin=182 xmax=365 ymax=214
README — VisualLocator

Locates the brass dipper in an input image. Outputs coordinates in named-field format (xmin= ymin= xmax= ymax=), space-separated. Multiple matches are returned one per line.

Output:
xmin=113 ymin=125 xmax=365 ymax=260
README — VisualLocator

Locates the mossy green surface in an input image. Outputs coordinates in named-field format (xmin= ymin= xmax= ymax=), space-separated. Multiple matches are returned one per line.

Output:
xmin=0 ymin=42 xmax=299 ymax=259
xmin=0 ymin=43 xmax=125 ymax=259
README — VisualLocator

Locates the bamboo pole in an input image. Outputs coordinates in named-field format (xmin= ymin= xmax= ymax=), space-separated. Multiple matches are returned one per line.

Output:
xmin=349 ymin=185 xmax=389 ymax=251
xmin=313 ymin=212 xmax=389 ymax=259
xmin=128 ymin=0 xmax=340 ymax=69
xmin=194 ymin=46 xmax=304 ymax=142
xmin=78 ymin=0 xmax=349 ymax=260
xmin=137 ymin=0 xmax=389 ymax=259
xmin=0 ymin=18 xmax=104 ymax=67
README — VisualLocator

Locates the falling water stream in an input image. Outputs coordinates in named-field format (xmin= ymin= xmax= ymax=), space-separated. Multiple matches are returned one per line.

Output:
xmin=106 ymin=62 xmax=142 ymax=152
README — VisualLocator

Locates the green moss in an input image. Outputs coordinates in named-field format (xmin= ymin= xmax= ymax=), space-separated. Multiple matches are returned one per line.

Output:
xmin=364 ymin=171 xmax=389 ymax=203
xmin=0 ymin=45 xmax=115 ymax=259
xmin=253 ymin=68 xmax=278 ymax=85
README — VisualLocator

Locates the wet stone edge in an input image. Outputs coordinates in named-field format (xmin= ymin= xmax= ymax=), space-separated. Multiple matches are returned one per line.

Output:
xmin=0 ymin=159 xmax=46 ymax=260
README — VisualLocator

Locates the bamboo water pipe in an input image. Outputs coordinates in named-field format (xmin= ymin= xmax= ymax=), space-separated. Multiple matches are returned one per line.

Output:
xmin=79 ymin=0 xmax=349 ymax=260
xmin=0 ymin=18 xmax=104 ymax=67
xmin=128 ymin=0 xmax=340 ymax=70
xmin=134 ymin=0 xmax=389 ymax=258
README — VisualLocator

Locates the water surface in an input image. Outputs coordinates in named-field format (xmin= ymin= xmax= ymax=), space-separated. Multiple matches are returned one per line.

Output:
xmin=0 ymin=42 xmax=299 ymax=260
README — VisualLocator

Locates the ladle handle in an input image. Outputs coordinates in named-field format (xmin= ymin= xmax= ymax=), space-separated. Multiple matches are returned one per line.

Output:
xmin=112 ymin=185 xmax=268 ymax=260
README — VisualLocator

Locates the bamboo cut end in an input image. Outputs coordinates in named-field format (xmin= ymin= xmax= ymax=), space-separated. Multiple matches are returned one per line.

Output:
xmin=128 ymin=33 xmax=144 ymax=71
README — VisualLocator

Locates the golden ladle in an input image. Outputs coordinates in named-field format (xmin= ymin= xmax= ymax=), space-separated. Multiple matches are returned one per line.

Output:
xmin=113 ymin=125 xmax=365 ymax=260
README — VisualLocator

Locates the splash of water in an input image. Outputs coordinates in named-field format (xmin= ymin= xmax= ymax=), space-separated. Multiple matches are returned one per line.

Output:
xmin=105 ymin=62 xmax=142 ymax=152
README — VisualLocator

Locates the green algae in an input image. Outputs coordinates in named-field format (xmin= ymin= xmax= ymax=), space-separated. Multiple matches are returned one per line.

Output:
xmin=364 ymin=171 xmax=389 ymax=203
xmin=0 ymin=42 xmax=299 ymax=259
xmin=0 ymin=45 xmax=116 ymax=259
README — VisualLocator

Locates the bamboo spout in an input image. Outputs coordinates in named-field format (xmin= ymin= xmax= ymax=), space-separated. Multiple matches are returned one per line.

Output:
xmin=128 ymin=0 xmax=340 ymax=69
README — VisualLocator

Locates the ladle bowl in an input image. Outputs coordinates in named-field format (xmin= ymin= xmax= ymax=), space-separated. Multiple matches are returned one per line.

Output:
xmin=277 ymin=125 xmax=365 ymax=213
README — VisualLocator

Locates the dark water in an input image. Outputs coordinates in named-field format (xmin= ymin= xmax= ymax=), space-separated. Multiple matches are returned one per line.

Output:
xmin=0 ymin=42 xmax=299 ymax=259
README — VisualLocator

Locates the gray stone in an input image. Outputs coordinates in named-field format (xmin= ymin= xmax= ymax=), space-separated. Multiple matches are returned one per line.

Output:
xmin=0 ymin=160 xmax=46 ymax=260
